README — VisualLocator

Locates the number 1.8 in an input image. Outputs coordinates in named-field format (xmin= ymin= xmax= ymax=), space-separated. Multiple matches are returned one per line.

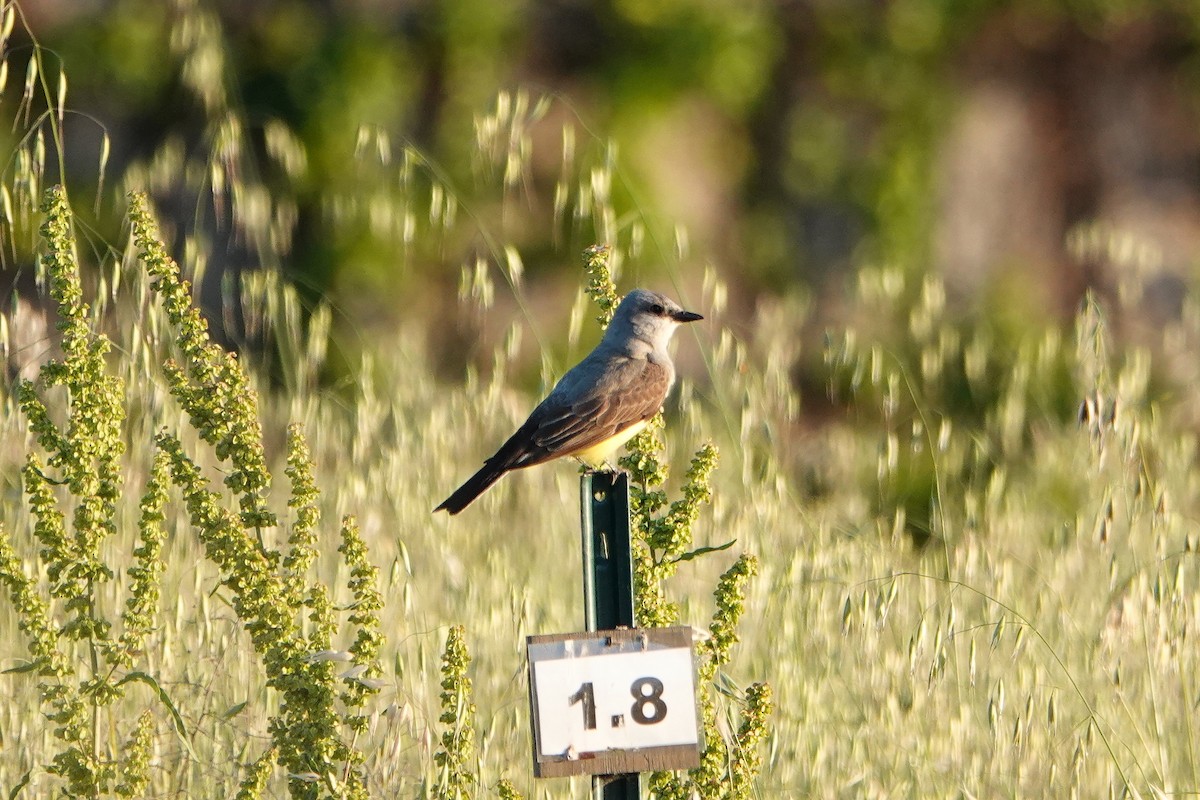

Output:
xmin=568 ymin=677 xmax=668 ymax=730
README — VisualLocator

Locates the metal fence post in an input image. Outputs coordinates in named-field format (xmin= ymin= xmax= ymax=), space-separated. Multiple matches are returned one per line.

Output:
xmin=580 ymin=470 xmax=642 ymax=800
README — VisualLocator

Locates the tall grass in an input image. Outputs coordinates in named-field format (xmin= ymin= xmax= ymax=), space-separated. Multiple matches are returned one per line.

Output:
xmin=1 ymin=0 xmax=1199 ymax=798
xmin=1 ymin=2 xmax=766 ymax=797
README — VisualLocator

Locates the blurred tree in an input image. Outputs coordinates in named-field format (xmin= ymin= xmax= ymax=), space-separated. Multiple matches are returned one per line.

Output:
xmin=14 ymin=0 xmax=1200 ymax=342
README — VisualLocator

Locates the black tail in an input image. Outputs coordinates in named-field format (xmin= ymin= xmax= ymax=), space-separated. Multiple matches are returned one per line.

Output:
xmin=434 ymin=462 xmax=509 ymax=514
xmin=436 ymin=414 xmax=550 ymax=514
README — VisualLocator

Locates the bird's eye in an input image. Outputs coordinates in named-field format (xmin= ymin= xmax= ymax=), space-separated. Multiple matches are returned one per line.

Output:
xmin=651 ymin=303 xmax=665 ymax=315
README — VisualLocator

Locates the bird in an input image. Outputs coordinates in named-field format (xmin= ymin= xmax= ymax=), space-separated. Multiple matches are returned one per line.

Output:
xmin=435 ymin=288 xmax=703 ymax=514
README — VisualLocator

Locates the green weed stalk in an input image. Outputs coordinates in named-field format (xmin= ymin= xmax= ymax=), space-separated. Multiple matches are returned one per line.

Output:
xmin=130 ymin=191 xmax=384 ymax=798
xmin=432 ymin=624 xmax=477 ymax=799
xmin=583 ymin=246 xmax=773 ymax=799
xmin=0 ymin=185 xmax=148 ymax=797
xmin=0 ymin=185 xmax=386 ymax=799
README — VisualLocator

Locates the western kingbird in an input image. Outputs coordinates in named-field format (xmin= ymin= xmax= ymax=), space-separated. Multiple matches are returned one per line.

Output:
xmin=435 ymin=288 xmax=703 ymax=514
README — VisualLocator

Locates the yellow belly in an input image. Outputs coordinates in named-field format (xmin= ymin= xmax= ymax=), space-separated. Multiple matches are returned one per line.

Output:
xmin=570 ymin=420 xmax=649 ymax=468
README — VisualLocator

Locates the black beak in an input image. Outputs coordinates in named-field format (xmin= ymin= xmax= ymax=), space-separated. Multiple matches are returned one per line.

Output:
xmin=672 ymin=309 xmax=703 ymax=323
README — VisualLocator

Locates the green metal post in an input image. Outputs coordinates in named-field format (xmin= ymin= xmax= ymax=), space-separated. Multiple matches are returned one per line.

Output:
xmin=580 ymin=470 xmax=642 ymax=800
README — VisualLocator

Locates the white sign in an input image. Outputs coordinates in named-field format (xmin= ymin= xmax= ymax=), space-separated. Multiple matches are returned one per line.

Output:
xmin=530 ymin=639 xmax=698 ymax=758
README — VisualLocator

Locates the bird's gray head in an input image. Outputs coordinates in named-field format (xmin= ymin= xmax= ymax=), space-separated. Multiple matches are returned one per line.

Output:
xmin=604 ymin=288 xmax=703 ymax=353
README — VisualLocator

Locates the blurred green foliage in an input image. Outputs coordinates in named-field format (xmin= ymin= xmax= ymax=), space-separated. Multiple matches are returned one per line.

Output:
xmin=7 ymin=0 xmax=1200 ymax=446
xmin=23 ymin=0 xmax=1200 ymax=316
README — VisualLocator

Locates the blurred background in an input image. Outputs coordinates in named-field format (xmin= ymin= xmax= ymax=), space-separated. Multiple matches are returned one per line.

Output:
xmin=12 ymin=0 xmax=1200 ymax=392
xmin=7 ymin=5 xmax=1200 ymax=793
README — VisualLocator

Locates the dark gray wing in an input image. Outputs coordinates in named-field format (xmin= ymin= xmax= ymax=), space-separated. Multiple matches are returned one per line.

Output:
xmin=435 ymin=356 xmax=669 ymax=514
xmin=528 ymin=357 xmax=671 ymax=459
